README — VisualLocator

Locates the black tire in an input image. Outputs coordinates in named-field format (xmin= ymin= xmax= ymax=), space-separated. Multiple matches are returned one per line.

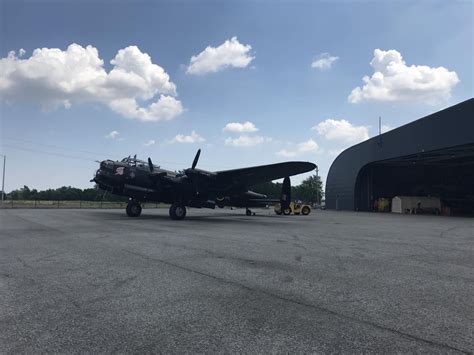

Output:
xmin=246 ymin=209 xmax=252 ymax=216
xmin=169 ymin=203 xmax=186 ymax=220
xmin=126 ymin=201 xmax=142 ymax=217
xmin=283 ymin=207 xmax=292 ymax=215
xmin=275 ymin=210 xmax=282 ymax=215
xmin=302 ymin=206 xmax=311 ymax=215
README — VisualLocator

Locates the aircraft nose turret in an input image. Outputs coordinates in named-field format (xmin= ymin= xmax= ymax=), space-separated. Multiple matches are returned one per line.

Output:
xmin=91 ymin=160 xmax=113 ymax=183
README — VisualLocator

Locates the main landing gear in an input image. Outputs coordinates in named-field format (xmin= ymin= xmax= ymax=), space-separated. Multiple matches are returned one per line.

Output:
xmin=126 ymin=200 xmax=142 ymax=217
xmin=169 ymin=203 xmax=187 ymax=220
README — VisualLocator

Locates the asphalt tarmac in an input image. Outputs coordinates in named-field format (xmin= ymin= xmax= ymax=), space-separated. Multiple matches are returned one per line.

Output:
xmin=1 ymin=208 xmax=473 ymax=353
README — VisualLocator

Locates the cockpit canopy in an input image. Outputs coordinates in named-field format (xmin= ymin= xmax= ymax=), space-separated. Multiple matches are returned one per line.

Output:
xmin=120 ymin=156 xmax=159 ymax=170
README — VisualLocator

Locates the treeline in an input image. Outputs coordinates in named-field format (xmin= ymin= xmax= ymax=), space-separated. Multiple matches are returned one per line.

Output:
xmin=7 ymin=186 xmax=127 ymax=202
xmin=6 ymin=174 xmax=324 ymax=204
xmin=253 ymin=174 xmax=324 ymax=204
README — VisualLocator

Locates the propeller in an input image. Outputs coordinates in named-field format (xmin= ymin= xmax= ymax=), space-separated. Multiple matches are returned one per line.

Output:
xmin=191 ymin=149 xmax=201 ymax=170
xmin=186 ymin=149 xmax=202 ymax=195
xmin=148 ymin=157 xmax=154 ymax=172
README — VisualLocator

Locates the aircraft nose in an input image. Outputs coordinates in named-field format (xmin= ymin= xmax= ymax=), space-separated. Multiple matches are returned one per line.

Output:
xmin=93 ymin=160 xmax=110 ymax=181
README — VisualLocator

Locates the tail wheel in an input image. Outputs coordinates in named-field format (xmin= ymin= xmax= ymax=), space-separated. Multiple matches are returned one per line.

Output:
xmin=126 ymin=201 xmax=142 ymax=217
xmin=302 ymin=206 xmax=311 ymax=215
xmin=283 ymin=207 xmax=292 ymax=215
xmin=169 ymin=203 xmax=186 ymax=220
xmin=246 ymin=209 xmax=252 ymax=216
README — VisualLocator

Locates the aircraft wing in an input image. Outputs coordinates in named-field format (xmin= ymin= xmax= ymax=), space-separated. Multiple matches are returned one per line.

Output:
xmin=214 ymin=161 xmax=316 ymax=190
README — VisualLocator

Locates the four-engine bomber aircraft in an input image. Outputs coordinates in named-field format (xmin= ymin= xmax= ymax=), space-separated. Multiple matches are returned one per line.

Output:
xmin=91 ymin=149 xmax=316 ymax=220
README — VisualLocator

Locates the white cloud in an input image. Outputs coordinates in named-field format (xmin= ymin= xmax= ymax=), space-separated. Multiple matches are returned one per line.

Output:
xmin=224 ymin=135 xmax=271 ymax=147
xmin=0 ymin=44 xmax=183 ymax=121
xmin=186 ymin=37 xmax=254 ymax=75
xmin=311 ymin=53 xmax=339 ymax=70
xmin=276 ymin=149 xmax=298 ymax=158
xmin=298 ymin=139 xmax=319 ymax=152
xmin=381 ymin=124 xmax=394 ymax=133
xmin=313 ymin=119 xmax=369 ymax=144
xmin=18 ymin=48 xmax=26 ymax=57
xmin=348 ymin=49 xmax=459 ymax=104
xmin=276 ymin=139 xmax=319 ymax=158
xmin=328 ymin=148 xmax=344 ymax=157
xmin=143 ymin=139 xmax=156 ymax=146
xmin=223 ymin=121 xmax=258 ymax=133
xmin=105 ymin=130 xmax=119 ymax=139
xmin=171 ymin=131 xmax=205 ymax=144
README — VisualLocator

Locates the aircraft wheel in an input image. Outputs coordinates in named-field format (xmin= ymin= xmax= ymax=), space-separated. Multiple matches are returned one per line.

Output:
xmin=302 ymin=206 xmax=311 ymax=215
xmin=169 ymin=203 xmax=187 ymax=220
xmin=246 ymin=209 xmax=252 ymax=216
xmin=283 ymin=207 xmax=292 ymax=215
xmin=126 ymin=201 xmax=142 ymax=217
xmin=275 ymin=210 xmax=282 ymax=215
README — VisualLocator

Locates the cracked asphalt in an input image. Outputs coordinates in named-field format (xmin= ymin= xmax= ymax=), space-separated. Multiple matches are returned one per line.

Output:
xmin=1 ymin=208 xmax=473 ymax=353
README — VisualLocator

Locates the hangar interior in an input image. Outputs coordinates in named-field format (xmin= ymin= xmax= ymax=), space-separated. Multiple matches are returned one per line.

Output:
xmin=355 ymin=143 xmax=474 ymax=215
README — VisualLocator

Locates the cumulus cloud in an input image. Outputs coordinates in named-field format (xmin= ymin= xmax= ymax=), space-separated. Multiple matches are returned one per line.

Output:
xmin=311 ymin=53 xmax=339 ymax=70
xmin=0 ymin=44 xmax=183 ymax=121
xmin=224 ymin=135 xmax=271 ymax=147
xmin=223 ymin=121 xmax=258 ymax=133
xmin=313 ymin=119 xmax=369 ymax=144
xmin=381 ymin=124 xmax=394 ymax=133
xmin=18 ymin=48 xmax=26 ymax=57
xmin=348 ymin=49 xmax=459 ymax=103
xmin=143 ymin=139 xmax=156 ymax=146
xmin=171 ymin=131 xmax=205 ymax=144
xmin=328 ymin=148 xmax=344 ymax=158
xmin=276 ymin=139 xmax=319 ymax=158
xmin=186 ymin=37 xmax=254 ymax=75
xmin=105 ymin=130 xmax=119 ymax=139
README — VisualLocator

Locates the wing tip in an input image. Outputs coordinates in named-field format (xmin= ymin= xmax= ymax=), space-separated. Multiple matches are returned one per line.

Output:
xmin=292 ymin=161 xmax=317 ymax=172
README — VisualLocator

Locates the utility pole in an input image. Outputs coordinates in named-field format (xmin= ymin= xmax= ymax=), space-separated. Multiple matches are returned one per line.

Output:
xmin=378 ymin=116 xmax=383 ymax=146
xmin=1 ymin=154 xmax=5 ymax=202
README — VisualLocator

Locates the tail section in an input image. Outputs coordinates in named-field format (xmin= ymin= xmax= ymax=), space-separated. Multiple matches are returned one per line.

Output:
xmin=280 ymin=177 xmax=291 ymax=209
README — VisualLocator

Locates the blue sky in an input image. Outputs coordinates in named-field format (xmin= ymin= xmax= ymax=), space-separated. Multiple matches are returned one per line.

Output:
xmin=1 ymin=0 xmax=472 ymax=191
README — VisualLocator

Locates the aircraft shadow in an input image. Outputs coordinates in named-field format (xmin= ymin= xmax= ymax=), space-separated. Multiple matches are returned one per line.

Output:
xmin=91 ymin=210 xmax=291 ymax=225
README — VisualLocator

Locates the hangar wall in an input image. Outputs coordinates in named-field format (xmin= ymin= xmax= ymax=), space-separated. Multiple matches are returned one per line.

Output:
xmin=325 ymin=98 xmax=474 ymax=212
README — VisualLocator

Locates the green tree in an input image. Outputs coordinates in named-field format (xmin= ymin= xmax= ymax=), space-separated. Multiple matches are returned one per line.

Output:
xmin=292 ymin=174 xmax=324 ymax=204
xmin=252 ymin=173 xmax=324 ymax=204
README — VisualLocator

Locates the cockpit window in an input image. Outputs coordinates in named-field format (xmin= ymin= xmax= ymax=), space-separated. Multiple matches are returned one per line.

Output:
xmin=120 ymin=156 xmax=151 ymax=170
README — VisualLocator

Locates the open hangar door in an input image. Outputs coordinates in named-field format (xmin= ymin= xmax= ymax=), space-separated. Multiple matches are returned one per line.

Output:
xmin=355 ymin=144 xmax=474 ymax=216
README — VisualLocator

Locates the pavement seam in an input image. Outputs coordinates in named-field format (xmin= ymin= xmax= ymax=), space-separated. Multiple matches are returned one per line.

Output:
xmin=123 ymin=248 xmax=470 ymax=354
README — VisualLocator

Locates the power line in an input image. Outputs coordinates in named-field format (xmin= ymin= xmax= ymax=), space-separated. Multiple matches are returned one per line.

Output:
xmin=3 ymin=140 xmax=234 ymax=170
xmin=4 ymin=137 xmax=102 ymax=157
xmin=4 ymin=136 xmax=251 ymax=170
xmin=3 ymin=144 xmax=98 ymax=162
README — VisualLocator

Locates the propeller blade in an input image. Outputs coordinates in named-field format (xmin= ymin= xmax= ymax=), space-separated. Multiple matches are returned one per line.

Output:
xmin=191 ymin=149 xmax=201 ymax=170
xmin=148 ymin=157 xmax=154 ymax=172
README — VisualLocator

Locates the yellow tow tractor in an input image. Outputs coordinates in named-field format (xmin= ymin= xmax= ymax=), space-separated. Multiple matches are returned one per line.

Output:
xmin=274 ymin=201 xmax=311 ymax=216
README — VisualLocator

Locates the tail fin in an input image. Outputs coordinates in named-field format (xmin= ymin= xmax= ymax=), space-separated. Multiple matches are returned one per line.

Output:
xmin=280 ymin=176 xmax=291 ymax=209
